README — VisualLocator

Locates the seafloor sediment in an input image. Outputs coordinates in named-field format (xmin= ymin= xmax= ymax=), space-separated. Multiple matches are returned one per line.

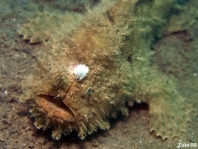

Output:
xmin=0 ymin=0 xmax=197 ymax=149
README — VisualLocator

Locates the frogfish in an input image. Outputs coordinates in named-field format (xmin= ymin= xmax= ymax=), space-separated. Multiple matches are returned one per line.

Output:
xmin=20 ymin=0 xmax=192 ymax=140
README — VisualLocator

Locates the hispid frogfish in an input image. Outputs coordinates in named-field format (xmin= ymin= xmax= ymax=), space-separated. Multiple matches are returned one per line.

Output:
xmin=21 ymin=0 xmax=192 ymax=140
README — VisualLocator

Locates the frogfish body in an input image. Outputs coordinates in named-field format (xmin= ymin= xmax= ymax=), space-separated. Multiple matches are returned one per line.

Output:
xmin=21 ymin=0 xmax=192 ymax=140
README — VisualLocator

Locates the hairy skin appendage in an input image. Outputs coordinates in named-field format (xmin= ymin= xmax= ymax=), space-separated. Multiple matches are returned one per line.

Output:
xmin=21 ymin=0 xmax=192 ymax=140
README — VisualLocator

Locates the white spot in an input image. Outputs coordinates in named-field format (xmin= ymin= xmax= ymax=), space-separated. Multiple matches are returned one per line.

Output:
xmin=4 ymin=90 xmax=7 ymax=95
xmin=74 ymin=64 xmax=89 ymax=81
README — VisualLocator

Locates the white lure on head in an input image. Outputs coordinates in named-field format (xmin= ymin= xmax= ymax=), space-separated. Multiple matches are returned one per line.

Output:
xmin=74 ymin=64 xmax=89 ymax=81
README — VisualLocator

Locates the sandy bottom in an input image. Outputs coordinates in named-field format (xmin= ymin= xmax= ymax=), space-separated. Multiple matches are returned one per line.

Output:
xmin=0 ymin=0 xmax=197 ymax=149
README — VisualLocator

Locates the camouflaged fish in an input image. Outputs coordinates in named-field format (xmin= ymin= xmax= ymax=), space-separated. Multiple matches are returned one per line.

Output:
xmin=20 ymin=0 xmax=192 ymax=140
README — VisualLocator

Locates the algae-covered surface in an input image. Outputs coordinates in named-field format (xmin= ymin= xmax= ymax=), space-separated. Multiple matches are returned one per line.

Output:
xmin=0 ymin=0 xmax=197 ymax=149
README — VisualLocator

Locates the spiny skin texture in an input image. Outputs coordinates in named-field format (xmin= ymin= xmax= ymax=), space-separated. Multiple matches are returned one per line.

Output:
xmin=21 ymin=0 xmax=192 ymax=140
